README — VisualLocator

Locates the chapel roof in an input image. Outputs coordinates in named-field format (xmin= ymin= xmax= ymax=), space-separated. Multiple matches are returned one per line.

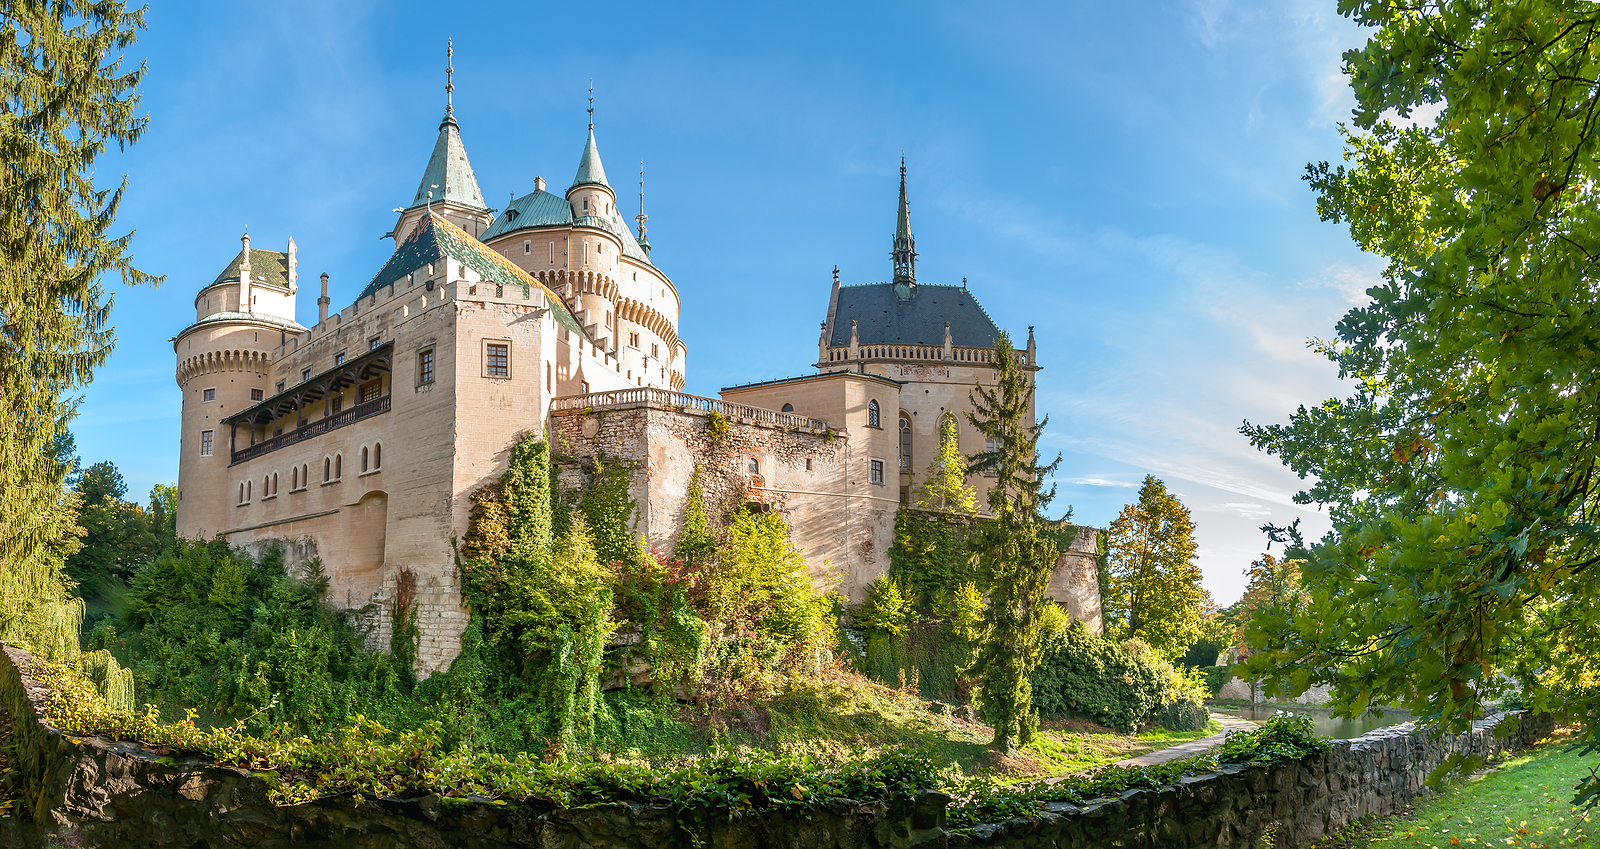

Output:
xmin=572 ymin=126 xmax=609 ymax=189
xmin=828 ymin=282 xmax=1001 ymax=349
xmin=207 ymin=248 xmax=292 ymax=291
xmin=357 ymin=212 xmax=585 ymax=336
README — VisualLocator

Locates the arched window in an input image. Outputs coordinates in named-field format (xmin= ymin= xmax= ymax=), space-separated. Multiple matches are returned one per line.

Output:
xmin=867 ymin=399 xmax=881 ymax=428
xmin=748 ymin=457 xmax=760 ymax=474
xmin=781 ymin=403 xmax=794 ymax=412
xmin=246 ymin=480 xmax=251 ymax=500
xmin=373 ymin=443 xmax=381 ymax=469
xmin=334 ymin=454 xmax=342 ymax=479
xmin=302 ymin=463 xmax=309 ymax=487
xmin=361 ymin=446 xmax=369 ymax=473
xmin=291 ymin=466 xmax=298 ymax=490
xmin=272 ymin=472 xmax=278 ymax=494
xmin=899 ymin=416 xmax=913 ymax=470
xmin=239 ymin=482 xmax=245 ymax=503
xmin=324 ymin=457 xmax=331 ymax=482
xmin=263 ymin=475 xmax=270 ymax=494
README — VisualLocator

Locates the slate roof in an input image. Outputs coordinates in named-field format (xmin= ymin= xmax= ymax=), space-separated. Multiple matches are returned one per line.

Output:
xmin=357 ymin=213 xmax=585 ymax=336
xmin=572 ymin=126 xmax=608 ymax=188
xmin=479 ymin=189 xmax=654 ymax=265
xmin=208 ymin=249 xmax=292 ymax=291
xmin=828 ymin=283 xmax=1001 ymax=348
xmin=407 ymin=115 xmax=488 ymax=212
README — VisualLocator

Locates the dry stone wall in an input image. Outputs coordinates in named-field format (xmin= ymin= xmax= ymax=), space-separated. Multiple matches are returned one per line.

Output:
xmin=0 ymin=643 xmax=1556 ymax=849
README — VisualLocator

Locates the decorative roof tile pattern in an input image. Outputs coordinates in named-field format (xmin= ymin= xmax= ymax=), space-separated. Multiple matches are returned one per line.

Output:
xmin=208 ymin=249 xmax=292 ymax=291
xmin=408 ymin=116 xmax=488 ymax=212
xmin=357 ymin=213 xmax=585 ymax=336
xmin=827 ymin=283 xmax=1001 ymax=349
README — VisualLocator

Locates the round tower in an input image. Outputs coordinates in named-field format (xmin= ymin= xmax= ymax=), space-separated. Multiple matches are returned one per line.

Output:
xmin=174 ymin=233 xmax=305 ymax=539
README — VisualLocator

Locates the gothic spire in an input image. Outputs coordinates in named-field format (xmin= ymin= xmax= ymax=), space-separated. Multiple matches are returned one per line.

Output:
xmin=406 ymin=41 xmax=486 ymax=211
xmin=571 ymin=86 xmax=610 ymax=191
xmin=892 ymin=155 xmax=916 ymax=291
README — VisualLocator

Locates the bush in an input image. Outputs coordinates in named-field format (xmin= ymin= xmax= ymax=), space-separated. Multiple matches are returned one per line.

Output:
xmin=1216 ymin=711 xmax=1330 ymax=764
xmin=1201 ymin=665 xmax=1233 ymax=697
xmin=1030 ymin=622 xmax=1167 ymax=732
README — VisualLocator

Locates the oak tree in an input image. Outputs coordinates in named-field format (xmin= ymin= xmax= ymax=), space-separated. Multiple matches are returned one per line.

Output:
xmin=1103 ymin=476 xmax=1207 ymax=660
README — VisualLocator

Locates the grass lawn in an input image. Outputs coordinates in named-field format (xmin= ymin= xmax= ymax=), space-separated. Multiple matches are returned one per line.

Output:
xmin=618 ymin=668 xmax=1222 ymax=781
xmin=1310 ymin=726 xmax=1597 ymax=849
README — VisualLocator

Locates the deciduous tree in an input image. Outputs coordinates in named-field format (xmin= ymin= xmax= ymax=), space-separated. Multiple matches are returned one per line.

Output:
xmin=1239 ymin=0 xmax=1600 ymax=795
xmin=0 ymin=1 xmax=155 ymax=655
xmin=1104 ymin=476 xmax=1206 ymax=660
xmin=965 ymin=331 xmax=1061 ymax=752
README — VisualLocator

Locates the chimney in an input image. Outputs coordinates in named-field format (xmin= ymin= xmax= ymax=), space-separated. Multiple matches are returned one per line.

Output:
xmin=318 ymin=273 xmax=331 ymax=324
xmin=534 ymin=176 xmax=546 ymax=193
xmin=286 ymin=237 xmax=298 ymax=292
xmin=239 ymin=232 xmax=252 ymax=312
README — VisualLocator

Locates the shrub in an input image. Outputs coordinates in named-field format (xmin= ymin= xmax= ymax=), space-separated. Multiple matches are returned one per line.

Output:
xmin=1030 ymin=621 xmax=1167 ymax=732
xmin=1216 ymin=711 xmax=1330 ymax=764
xmin=1201 ymin=665 xmax=1234 ymax=697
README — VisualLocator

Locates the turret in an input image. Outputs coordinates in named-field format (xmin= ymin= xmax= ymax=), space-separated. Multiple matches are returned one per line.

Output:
xmin=389 ymin=41 xmax=493 ymax=245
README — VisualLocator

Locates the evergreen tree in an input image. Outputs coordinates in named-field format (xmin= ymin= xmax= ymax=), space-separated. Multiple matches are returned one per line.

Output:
xmin=674 ymin=463 xmax=715 ymax=567
xmin=916 ymin=414 xmax=977 ymax=515
xmin=0 ymin=1 xmax=156 ymax=654
xmin=1103 ymin=476 xmax=1207 ymax=660
xmin=964 ymin=331 xmax=1061 ymax=751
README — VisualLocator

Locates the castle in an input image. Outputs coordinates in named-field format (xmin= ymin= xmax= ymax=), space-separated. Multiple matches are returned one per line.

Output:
xmin=171 ymin=66 xmax=1101 ymax=672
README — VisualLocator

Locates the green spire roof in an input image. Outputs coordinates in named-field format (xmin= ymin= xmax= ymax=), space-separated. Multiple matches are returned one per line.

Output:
xmin=571 ymin=126 xmax=610 ymax=189
xmin=408 ymin=115 xmax=488 ymax=211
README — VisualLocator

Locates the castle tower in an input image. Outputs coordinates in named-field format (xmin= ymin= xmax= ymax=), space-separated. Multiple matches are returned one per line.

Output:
xmin=389 ymin=41 xmax=494 ymax=245
xmin=173 ymin=233 xmax=306 ymax=539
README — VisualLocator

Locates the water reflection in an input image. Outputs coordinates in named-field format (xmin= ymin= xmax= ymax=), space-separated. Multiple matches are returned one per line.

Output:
xmin=1209 ymin=703 xmax=1413 ymax=740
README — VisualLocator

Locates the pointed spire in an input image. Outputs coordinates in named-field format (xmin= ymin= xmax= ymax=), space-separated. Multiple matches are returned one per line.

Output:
xmin=635 ymin=160 xmax=649 ymax=241
xmin=571 ymin=85 xmax=610 ymax=190
xmin=405 ymin=41 xmax=487 ymax=212
xmin=892 ymin=155 xmax=916 ymax=290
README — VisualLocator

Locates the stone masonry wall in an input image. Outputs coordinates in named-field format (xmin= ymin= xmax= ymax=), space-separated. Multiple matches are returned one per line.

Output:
xmin=0 ymin=642 xmax=1556 ymax=849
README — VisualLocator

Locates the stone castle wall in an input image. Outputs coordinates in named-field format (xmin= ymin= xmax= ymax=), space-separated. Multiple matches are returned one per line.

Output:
xmin=0 ymin=643 xmax=1556 ymax=849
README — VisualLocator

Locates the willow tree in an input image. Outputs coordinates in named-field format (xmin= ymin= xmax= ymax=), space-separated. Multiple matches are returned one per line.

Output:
xmin=1240 ymin=0 xmax=1600 ymax=795
xmin=965 ymin=331 xmax=1060 ymax=751
xmin=0 ymin=1 xmax=156 ymax=654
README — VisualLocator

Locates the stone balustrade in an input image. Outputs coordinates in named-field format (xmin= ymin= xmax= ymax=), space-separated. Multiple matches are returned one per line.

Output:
xmin=550 ymin=387 xmax=831 ymax=433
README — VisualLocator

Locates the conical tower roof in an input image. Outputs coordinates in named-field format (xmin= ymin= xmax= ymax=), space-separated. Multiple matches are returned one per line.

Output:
xmin=408 ymin=114 xmax=488 ymax=211
xmin=571 ymin=126 xmax=610 ymax=190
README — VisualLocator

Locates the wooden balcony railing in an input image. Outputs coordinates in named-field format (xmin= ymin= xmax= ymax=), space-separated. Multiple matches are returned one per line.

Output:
xmin=230 ymin=394 xmax=390 ymax=465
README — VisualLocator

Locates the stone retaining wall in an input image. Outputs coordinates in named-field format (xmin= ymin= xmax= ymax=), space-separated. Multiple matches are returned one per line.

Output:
xmin=0 ymin=643 xmax=1555 ymax=848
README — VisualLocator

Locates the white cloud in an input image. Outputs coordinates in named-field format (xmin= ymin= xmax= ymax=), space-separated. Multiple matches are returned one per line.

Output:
xmin=1070 ymin=478 xmax=1137 ymax=488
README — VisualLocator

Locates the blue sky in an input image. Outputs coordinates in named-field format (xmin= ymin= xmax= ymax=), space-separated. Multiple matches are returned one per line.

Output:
xmin=81 ymin=0 xmax=1378 ymax=604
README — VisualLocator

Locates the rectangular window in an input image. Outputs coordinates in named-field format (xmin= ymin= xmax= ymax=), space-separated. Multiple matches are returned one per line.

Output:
xmin=250 ymin=388 xmax=264 ymax=401
xmin=200 ymin=430 xmax=214 ymax=457
xmin=276 ymin=380 xmax=286 ymax=393
xmin=548 ymin=242 xmax=555 ymax=263
xmin=369 ymin=336 xmax=382 ymax=350
xmin=523 ymin=240 xmax=531 ymax=254
xmin=629 ymin=332 xmax=639 ymax=349
xmin=419 ymin=348 xmax=435 ymax=384
xmin=202 ymin=388 xmax=215 ymax=402
xmin=580 ymin=380 xmax=590 ymax=394
xmin=870 ymin=459 xmax=885 ymax=485
xmin=651 ymin=343 xmax=659 ymax=358
xmin=485 ymin=342 xmax=509 ymax=377
xmin=334 ymin=352 xmax=346 ymax=366
xmin=360 ymin=379 xmax=381 ymax=403
xmin=302 ymin=367 xmax=312 ymax=382
xmin=331 ymin=394 xmax=343 ymax=414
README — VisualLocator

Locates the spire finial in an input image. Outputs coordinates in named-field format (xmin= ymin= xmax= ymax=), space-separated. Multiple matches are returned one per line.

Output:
xmin=635 ymin=160 xmax=648 ymax=240
xmin=445 ymin=39 xmax=454 ymax=117
xmin=892 ymin=155 xmax=916 ymax=289
xmin=588 ymin=79 xmax=595 ymax=131
xmin=833 ymin=265 xmax=840 ymax=283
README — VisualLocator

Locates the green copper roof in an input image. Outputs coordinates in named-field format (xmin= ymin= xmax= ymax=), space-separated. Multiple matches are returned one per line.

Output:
xmin=407 ymin=115 xmax=488 ymax=211
xmin=481 ymin=189 xmax=654 ymax=266
xmin=357 ymin=213 xmax=585 ymax=337
xmin=208 ymin=248 xmax=291 ymax=291
xmin=571 ymin=126 xmax=609 ymax=189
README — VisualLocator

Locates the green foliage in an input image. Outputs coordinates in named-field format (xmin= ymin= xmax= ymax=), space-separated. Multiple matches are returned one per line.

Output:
xmin=1103 ymin=476 xmax=1207 ymax=659
xmin=888 ymin=508 xmax=976 ymax=605
xmin=1214 ymin=711 xmax=1329 ymax=765
xmin=122 ymin=540 xmax=413 ymax=733
xmin=1237 ymin=1 xmax=1600 ymax=799
xmin=915 ymin=414 xmax=977 ymax=515
xmin=0 ymin=0 xmax=159 ymax=661
xmin=965 ymin=330 xmax=1062 ymax=752
xmin=673 ymin=463 xmax=716 ymax=567
xmin=577 ymin=452 xmax=636 ymax=566
xmin=706 ymin=410 xmax=729 ymax=440
xmin=856 ymin=576 xmax=913 ymax=638
xmin=1201 ymin=665 xmax=1234 ymax=697
xmin=1031 ymin=622 xmax=1167 ymax=733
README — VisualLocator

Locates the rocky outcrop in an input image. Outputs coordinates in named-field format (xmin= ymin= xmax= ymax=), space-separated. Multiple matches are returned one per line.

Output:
xmin=0 ymin=643 xmax=1555 ymax=848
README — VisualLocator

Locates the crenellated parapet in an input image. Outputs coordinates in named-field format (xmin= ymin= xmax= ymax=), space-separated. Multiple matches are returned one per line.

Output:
xmin=177 ymin=348 xmax=272 ymax=386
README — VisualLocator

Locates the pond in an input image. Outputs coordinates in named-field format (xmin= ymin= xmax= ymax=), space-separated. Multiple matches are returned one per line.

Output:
xmin=1209 ymin=703 xmax=1414 ymax=740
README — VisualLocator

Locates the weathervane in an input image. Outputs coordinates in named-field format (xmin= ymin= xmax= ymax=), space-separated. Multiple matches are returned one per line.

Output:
xmin=445 ymin=39 xmax=454 ymax=117
xmin=636 ymin=161 xmax=648 ymax=240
